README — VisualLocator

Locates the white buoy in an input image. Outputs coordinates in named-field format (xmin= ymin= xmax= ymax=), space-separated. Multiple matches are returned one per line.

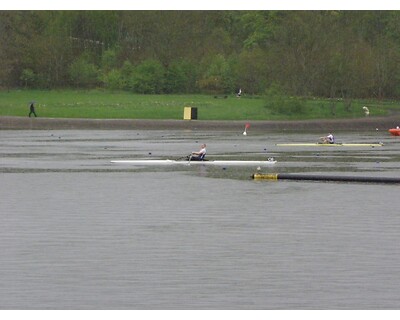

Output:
xmin=243 ymin=123 xmax=250 ymax=136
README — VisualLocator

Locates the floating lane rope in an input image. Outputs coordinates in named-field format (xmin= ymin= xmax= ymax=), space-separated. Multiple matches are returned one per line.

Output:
xmin=252 ymin=173 xmax=400 ymax=184
xmin=275 ymin=143 xmax=384 ymax=147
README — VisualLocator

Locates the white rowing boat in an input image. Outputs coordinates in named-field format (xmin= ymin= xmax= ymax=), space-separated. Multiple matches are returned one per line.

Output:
xmin=276 ymin=143 xmax=383 ymax=147
xmin=111 ymin=159 xmax=277 ymax=166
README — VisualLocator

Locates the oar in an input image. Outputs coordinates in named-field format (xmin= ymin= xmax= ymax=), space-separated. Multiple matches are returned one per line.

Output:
xmin=175 ymin=154 xmax=191 ymax=161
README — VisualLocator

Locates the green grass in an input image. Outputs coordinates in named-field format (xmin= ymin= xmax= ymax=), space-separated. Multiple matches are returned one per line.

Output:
xmin=0 ymin=89 xmax=397 ymax=120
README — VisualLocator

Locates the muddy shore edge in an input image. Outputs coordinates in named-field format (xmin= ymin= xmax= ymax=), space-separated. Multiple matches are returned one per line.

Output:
xmin=1 ymin=116 xmax=399 ymax=132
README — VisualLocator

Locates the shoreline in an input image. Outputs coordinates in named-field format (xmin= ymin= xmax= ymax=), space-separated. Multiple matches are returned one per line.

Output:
xmin=1 ymin=115 xmax=399 ymax=132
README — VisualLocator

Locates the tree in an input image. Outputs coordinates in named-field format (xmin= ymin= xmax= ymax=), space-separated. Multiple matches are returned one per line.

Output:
xmin=197 ymin=54 xmax=234 ymax=94
xmin=164 ymin=59 xmax=199 ymax=93
xmin=20 ymin=69 xmax=36 ymax=88
xmin=0 ymin=12 xmax=17 ymax=89
xmin=2 ymin=10 xmax=400 ymax=98
xmin=101 ymin=48 xmax=119 ymax=73
xmin=235 ymin=48 xmax=269 ymax=95
xmin=68 ymin=55 xmax=99 ymax=87
xmin=128 ymin=59 xmax=165 ymax=94
xmin=264 ymin=83 xmax=306 ymax=115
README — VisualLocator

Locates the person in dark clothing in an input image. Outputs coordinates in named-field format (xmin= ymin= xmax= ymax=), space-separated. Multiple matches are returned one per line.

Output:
xmin=29 ymin=102 xmax=37 ymax=117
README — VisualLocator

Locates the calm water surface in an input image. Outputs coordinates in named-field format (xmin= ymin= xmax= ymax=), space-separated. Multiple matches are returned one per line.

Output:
xmin=1 ymin=129 xmax=399 ymax=309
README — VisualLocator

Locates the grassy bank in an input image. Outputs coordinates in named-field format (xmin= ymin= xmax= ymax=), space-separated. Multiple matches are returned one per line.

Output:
xmin=0 ymin=89 xmax=396 ymax=120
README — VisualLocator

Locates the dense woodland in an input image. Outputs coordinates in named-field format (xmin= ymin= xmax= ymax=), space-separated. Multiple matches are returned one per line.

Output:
xmin=1 ymin=10 xmax=400 ymax=99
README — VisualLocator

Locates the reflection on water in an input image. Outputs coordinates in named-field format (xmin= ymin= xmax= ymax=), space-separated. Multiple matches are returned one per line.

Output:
xmin=1 ymin=130 xmax=400 ymax=309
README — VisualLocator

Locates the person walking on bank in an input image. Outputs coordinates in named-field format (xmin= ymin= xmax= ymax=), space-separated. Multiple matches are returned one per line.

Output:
xmin=28 ymin=102 xmax=37 ymax=117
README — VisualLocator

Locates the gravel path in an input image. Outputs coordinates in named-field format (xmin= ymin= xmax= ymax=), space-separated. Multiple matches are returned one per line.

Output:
xmin=1 ymin=115 xmax=399 ymax=132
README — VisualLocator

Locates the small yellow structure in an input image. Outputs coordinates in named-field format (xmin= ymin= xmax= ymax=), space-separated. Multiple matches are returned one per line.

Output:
xmin=183 ymin=107 xmax=197 ymax=120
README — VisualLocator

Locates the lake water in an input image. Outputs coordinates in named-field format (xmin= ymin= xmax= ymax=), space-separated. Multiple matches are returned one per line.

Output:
xmin=1 ymin=129 xmax=400 ymax=309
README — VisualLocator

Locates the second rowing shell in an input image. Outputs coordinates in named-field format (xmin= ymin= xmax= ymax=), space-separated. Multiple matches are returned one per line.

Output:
xmin=276 ymin=143 xmax=383 ymax=147
xmin=111 ymin=159 xmax=277 ymax=166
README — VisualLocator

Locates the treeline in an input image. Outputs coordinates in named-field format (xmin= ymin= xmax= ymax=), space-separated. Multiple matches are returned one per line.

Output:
xmin=1 ymin=10 xmax=400 ymax=99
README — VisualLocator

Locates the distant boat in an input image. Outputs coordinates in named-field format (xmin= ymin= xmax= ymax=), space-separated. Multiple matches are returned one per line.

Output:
xmin=389 ymin=128 xmax=400 ymax=136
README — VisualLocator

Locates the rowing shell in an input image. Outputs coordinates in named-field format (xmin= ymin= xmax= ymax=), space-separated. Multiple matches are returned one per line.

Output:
xmin=111 ymin=159 xmax=277 ymax=166
xmin=276 ymin=143 xmax=383 ymax=147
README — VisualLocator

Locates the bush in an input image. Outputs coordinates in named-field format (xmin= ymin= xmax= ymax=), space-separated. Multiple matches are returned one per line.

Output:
xmin=264 ymin=83 xmax=306 ymax=115
xmin=164 ymin=59 xmax=199 ymax=93
xmin=128 ymin=59 xmax=165 ymax=94
xmin=102 ymin=69 xmax=125 ymax=90
xmin=101 ymin=48 xmax=119 ymax=72
xmin=197 ymin=54 xmax=235 ymax=94
xmin=68 ymin=57 xmax=99 ymax=88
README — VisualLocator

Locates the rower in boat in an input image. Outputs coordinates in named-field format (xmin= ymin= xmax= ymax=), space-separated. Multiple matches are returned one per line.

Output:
xmin=319 ymin=133 xmax=335 ymax=144
xmin=188 ymin=143 xmax=207 ymax=161
xmin=111 ymin=159 xmax=277 ymax=166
